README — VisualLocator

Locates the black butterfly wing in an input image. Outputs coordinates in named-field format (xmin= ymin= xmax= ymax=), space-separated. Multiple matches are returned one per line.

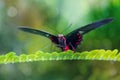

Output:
xmin=66 ymin=18 xmax=114 ymax=50
xmin=19 ymin=27 xmax=59 ymax=44
xmin=67 ymin=18 xmax=114 ymax=36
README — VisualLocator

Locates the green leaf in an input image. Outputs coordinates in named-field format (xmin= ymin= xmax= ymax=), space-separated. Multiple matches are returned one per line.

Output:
xmin=0 ymin=49 xmax=120 ymax=64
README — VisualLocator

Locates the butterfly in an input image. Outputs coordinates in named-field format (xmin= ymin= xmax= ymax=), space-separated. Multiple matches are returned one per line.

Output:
xmin=19 ymin=18 xmax=113 ymax=51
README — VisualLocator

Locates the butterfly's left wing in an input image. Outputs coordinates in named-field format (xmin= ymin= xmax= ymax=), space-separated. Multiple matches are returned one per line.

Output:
xmin=19 ymin=27 xmax=59 ymax=44
xmin=66 ymin=18 xmax=114 ymax=50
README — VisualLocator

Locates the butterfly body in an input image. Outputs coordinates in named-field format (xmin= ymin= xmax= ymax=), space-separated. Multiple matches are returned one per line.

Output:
xmin=19 ymin=18 xmax=113 ymax=51
xmin=57 ymin=34 xmax=70 ymax=51
xmin=50 ymin=33 xmax=82 ymax=51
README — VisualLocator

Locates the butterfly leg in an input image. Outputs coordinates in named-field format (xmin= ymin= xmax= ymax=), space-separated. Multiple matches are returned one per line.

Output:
xmin=69 ymin=42 xmax=75 ymax=51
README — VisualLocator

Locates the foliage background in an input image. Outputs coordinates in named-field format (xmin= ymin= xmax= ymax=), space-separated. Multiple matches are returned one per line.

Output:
xmin=0 ymin=0 xmax=120 ymax=80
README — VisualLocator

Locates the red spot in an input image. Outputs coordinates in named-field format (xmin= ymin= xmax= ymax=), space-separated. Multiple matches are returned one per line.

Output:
xmin=63 ymin=46 xmax=70 ymax=51
xmin=50 ymin=36 xmax=53 ymax=40
xmin=76 ymin=42 xmax=80 ymax=44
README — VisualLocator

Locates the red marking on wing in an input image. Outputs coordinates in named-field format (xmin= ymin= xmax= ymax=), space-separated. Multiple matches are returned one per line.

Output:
xmin=50 ymin=36 xmax=59 ymax=44
xmin=50 ymin=36 xmax=53 ymax=40
xmin=75 ymin=33 xmax=82 ymax=45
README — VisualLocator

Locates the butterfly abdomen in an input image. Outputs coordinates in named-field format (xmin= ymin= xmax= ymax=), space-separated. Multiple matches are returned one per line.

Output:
xmin=62 ymin=46 xmax=70 ymax=51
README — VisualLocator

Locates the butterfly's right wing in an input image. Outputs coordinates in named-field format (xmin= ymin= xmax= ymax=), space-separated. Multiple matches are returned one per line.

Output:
xmin=68 ymin=18 xmax=114 ymax=36
xmin=19 ymin=27 xmax=59 ymax=44
xmin=65 ymin=18 xmax=114 ymax=50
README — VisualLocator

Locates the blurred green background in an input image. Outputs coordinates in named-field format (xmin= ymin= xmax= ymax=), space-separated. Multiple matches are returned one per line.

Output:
xmin=0 ymin=0 xmax=120 ymax=80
